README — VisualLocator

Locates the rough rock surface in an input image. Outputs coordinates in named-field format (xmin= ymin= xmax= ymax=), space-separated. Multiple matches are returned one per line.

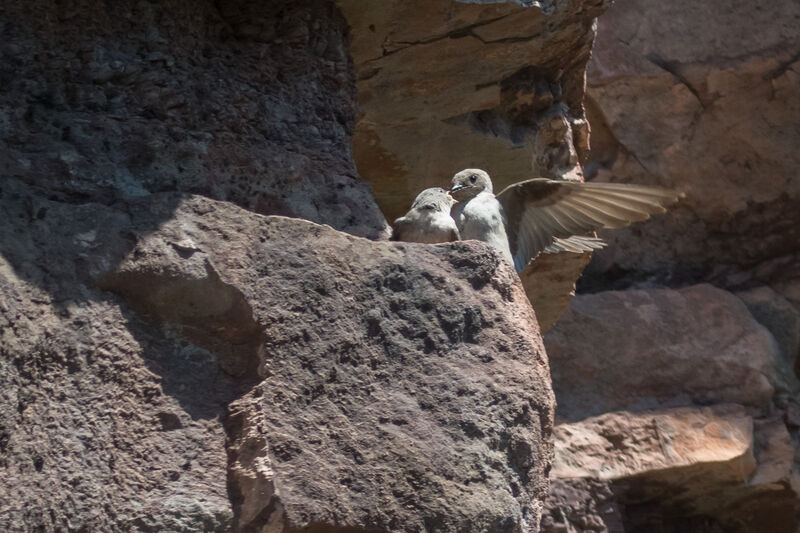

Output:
xmin=545 ymin=284 xmax=781 ymax=422
xmin=544 ymin=405 xmax=800 ymax=532
xmin=338 ymin=0 xmax=615 ymax=330
xmin=104 ymin=197 xmax=555 ymax=532
xmin=552 ymin=406 xmax=756 ymax=487
xmin=737 ymin=285 xmax=800 ymax=383
xmin=580 ymin=0 xmax=800 ymax=292
xmin=0 ymin=182 xmax=555 ymax=531
xmin=0 ymin=0 xmax=559 ymax=531
xmin=0 ymin=0 xmax=389 ymax=239
xmin=541 ymin=478 xmax=625 ymax=533
xmin=537 ymin=2 xmax=800 ymax=529
xmin=0 ymin=181 xmax=237 ymax=531
xmin=542 ymin=283 xmax=800 ymax=531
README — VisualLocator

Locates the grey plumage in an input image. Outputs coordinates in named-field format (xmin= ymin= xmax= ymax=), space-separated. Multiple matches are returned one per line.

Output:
xmin=392 ymin=187 xmax=460 ymax=244
xmin=450 ymin=169 xmax=683 ymax=272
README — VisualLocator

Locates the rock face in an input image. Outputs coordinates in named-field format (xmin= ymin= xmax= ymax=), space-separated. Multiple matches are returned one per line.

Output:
xmin=542 ymin=285 xmax=800 ymax=531
xmin=0 ymin=182 xmax=237 ymax=531
xmin=0 ymin=183 xmax=555 ymax=531
xmin=104 ymin=197 xmax=555 ymax=532
xmin=0 ymin=0 xmax=389 ymax=239
xmin=537 ymin=1 xmax=800 ymax=531
xmin=338 ymin=0 xmax=615 ymax=330
xmin=552 ymin=406 xmax=756 ymax=487
xmin=580 ymin=0 xmax=800 ymax=292
xmin=0 ymin=1 xmax=559 ymax=531
xmin=545 ymin=284 xmax=780 ymax=422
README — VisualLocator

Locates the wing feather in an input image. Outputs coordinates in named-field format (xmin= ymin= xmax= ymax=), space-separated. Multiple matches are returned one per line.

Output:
xmin=497 ymin=178 xmax=682 ymax=272
xmin=543 ymin=235 xmax=607 ymax=254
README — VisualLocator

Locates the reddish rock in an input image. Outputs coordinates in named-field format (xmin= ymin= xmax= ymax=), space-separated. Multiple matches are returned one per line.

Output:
xmin=547 ymin=407 xmax=800 ymax=532
xmin=545 ymin=284 xmax=778 ymax=422
xmin=339 ymin=0 xmax=615 ymax=329
xmin=0 ymin=1 xmax=562 ymax=531
xmin=580 ymin=0 xmax=800 ymax=289
xmin=102 ymin=196 xmax=555 ymax=532
xmin=552 ymin=406 xmax=756 ymax=487
xmin=1 ymin=177 xmax=555 ymax=531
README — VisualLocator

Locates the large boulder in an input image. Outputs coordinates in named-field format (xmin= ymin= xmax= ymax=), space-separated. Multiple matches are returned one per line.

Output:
xmin=105 ymin=195 xmax=556 ymax=532
xmin=0 ymin=178 xmax=555 ymax=531
xmin=0 ymin=0 xmax=560 ymax=531
xmin=552 ymin=405 xmax=756 ymax=488
xmin=544 ymin=284 xmax=782 ymax=422
xmin=544 ymin=407 xmax=800 ymax=533
xmin=542 ymin=283 xmax=800 ymax=531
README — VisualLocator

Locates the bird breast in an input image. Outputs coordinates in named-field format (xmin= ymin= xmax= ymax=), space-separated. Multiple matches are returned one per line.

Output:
xmin=404 ymin=211 xmax=457 ymax=243
xmin=452 ymin=193 xmax=514 ymax=263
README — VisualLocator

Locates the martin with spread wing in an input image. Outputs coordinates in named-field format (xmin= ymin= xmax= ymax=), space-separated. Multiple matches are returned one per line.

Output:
xmin=450 ymin=169 xmax=683 ymax=272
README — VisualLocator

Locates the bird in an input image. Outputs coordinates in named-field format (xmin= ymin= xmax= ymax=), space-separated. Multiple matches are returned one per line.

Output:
xmin=392 ymin=187 xmax=460 ymax=243
xmin=450 ymin=169 xmax=683 ymax=272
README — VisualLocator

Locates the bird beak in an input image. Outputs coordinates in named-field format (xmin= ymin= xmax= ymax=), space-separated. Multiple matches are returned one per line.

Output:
xmin=450 ymin=184 xmax=467 ymax=193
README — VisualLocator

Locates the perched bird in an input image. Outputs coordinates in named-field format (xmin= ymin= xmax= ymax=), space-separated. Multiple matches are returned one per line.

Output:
xmin=450 ymin=169 xmax=682 ymax=272
xmin=392 ymin=187 xmax=460 ymax=243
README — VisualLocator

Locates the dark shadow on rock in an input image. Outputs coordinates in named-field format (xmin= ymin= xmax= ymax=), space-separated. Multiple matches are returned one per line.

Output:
xmin=0 ymin=0 xmax=388 ymax=423
xmin=0 ymin=178 xmax=254 ymax=421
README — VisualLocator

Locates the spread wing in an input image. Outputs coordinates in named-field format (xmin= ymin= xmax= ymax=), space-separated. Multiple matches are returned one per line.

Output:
xmin=496 ymin=178 xmax=683 ymax=272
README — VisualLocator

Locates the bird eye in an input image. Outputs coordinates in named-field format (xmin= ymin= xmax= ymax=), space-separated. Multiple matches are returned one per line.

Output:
xmin=470 ymin=174 xmax=478 ymax=183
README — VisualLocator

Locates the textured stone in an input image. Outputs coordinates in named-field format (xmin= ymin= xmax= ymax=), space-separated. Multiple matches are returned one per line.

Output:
xmin=552 ymin=406 xmax=755 ymax=487
xmin=543 ymin=282 xmax=800 ymax=532
xmin=0 ymin=1 xmax=562 ymax=531
xmin=544 ymin=284 xmax=779 ymax=422
xmin=737 ymin=285 xmax=800 ymax=386
xmin=621 ymin=415 xmax=800 ymax=533
xmin=749 ymin=418 xmax=797 ymax=490
xmin=0 ymin=183 xmax=236 ymax=532
xmin=541 ymin=478 xmax=625 ymax=533
xmin=0 ymin=0 xmax=389 ymax=239
xmin=541 ymin=1 xmax=800 ymax=529
xmin=580 ymin=0 xmax=800 ymax=290
xmin=545 ymin=408 xmax=800 ymax=533
xmin=1 ymin=173 xmax=555 ymax=531
xmin=102 ymin=196 xmax=555 ymax=532
xmin=338 ymin=0 xmax=614 ymax=329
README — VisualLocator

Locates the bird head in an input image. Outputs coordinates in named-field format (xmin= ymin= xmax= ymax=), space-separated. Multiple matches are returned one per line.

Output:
xmin=450 ymin=169 xmax=493 ymax=200
xmin=410 ymin=187 xmax=456 ymax=212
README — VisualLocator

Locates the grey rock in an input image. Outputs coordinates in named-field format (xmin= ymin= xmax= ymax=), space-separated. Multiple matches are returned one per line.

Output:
xmin=102 ymin=196 xmax=556 ymax=532
xmin=737 ymin=285 xmax=800 ymax=388
xmin=0 ymin=0 xmax=389 ymax=239
xmin=0 ymin=175 xmax=555 ymax=531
